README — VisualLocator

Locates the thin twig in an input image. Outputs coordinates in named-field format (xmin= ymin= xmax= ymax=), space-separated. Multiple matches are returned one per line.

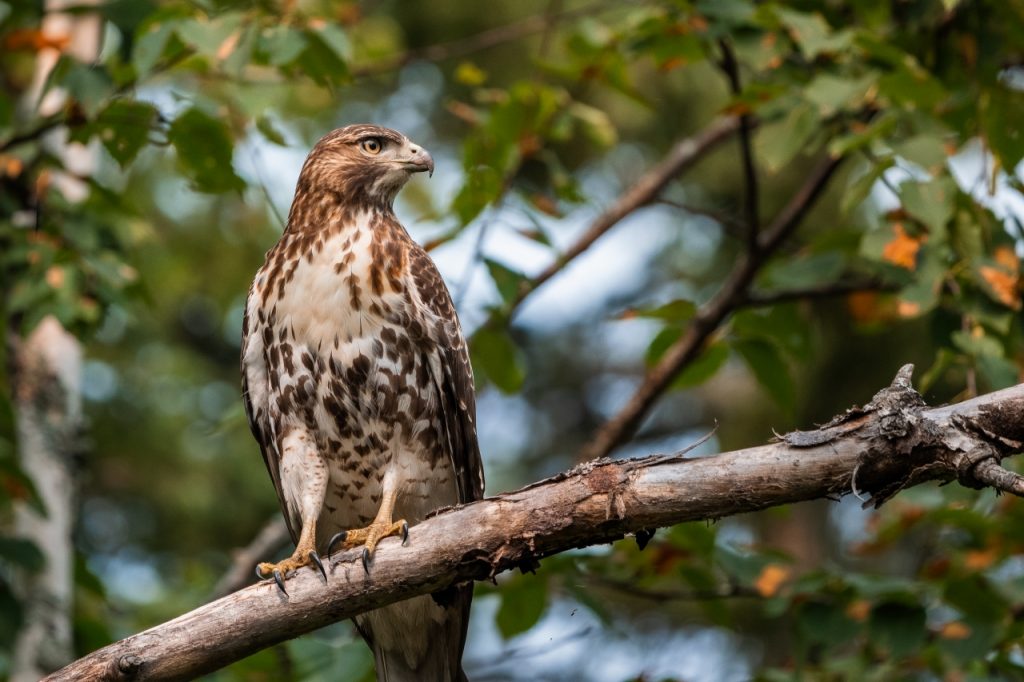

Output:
xmin=656 ymin=198 xmax=747 ymax=238
xmin=970 ymin=459 xmax=1024 ymax=496
xmin=717 ymin=38 xmax=760 ymax=250
xmin=577 ymin=153 xmax=844 ymax=461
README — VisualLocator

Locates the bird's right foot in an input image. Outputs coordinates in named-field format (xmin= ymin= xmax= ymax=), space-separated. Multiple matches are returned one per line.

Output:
xmin=255 ymin=547 xmax=327 ymax=595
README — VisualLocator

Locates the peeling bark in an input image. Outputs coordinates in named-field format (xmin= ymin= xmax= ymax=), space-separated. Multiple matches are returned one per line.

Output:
xmin=45 ymin=369 xmax=1024 ymax=682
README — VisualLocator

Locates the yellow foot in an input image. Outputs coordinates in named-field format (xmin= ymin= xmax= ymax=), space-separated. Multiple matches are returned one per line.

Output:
xmin=255 ymin=547 xmax=326 ymax=594
xmin=326 ymin=519 xmax=409 ymax=572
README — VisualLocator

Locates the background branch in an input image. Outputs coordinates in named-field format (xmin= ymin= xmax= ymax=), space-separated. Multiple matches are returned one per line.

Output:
xmin=45 ymin=377 xmax=1024 ymax=681
xmin=577 ymin=153 xmax=844 ymax=461
xmin=508 ymin=115 xmax=741 ymax=316
xmin=211 ymin=518 xmax=291 ymax=600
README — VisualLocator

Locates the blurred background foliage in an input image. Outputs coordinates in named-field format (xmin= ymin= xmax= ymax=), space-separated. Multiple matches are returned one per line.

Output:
xmin=1 ymin=0 xmax=1024 ymax=679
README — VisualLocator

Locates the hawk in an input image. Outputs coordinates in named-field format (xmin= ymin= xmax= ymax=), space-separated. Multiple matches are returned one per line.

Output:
xmin=241 ymin=124 xmax=484 ymax=681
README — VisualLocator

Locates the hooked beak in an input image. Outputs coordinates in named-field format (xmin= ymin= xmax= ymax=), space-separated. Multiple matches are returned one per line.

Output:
xmin=403 ymin=145 xmax=434 ymax=177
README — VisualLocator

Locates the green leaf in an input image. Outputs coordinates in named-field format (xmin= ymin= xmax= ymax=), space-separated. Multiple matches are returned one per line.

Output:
xmin=255 ymin=115 xmax=287 ymax=146
xmin=899 ymin=177 xmax=956 ymax=238
xmin=484 ymin=258 xmax=527 ymax=308
xmin=735 ymin=339 xmax=795 ymax=412
xmin=774 ymin=8 xmax=852 ymax=57
xmin=633 ymin=299 xmax=696 ymax=323
xmin=133 ymin=20 xmax=178 ymax=77
xmin=94 ymin=100 xmax=158 ymax=167
xmin=798 ymin=601 xmax=860 ymax=648
xmin=0 ymin=536 xmax=45 ymax=571
xmin=0 ymin=583 xmax=23 ymax=648
xmin=260 ymin=25 xmax=308 ymax=66
xmin=762 ymin=251 xmax=845 ymax=289
xmin=471 ymin=325 xmax=524 ymax=393
xmin=568 ymin=102 xmax=617 ymax=147
xmin=168 ymin=107 xmax=245 ymax=194
xmin=893 ymin=135 xmax=949 ymax=174
xmin=670 ymin=342 xmax=729 ymax=390
xmin=756 ymin=103 xmax=819 ymax=173
xmin=496 ymin=573 xmax=547 ymax=638
xmin=868 ymin=601 xmax=926 ymax=657
xmin=841 ymin=157 xmax=894 ymax=215
xmin=877 ymin=64 xmax=947 ymax=113
xmin=980 ymin=86 xmax=1024 ymax=172
xmin=295 ymin=24 xmax=350 ymax=86
xmin=804 ymin=73 xmax=877 ymax=117
xmin=62 ymin=62 xmax=114 ymax=119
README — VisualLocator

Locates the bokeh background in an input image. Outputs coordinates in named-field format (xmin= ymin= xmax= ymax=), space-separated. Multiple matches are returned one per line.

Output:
xmin=2 ymin=0 xmax=1024 ymax=680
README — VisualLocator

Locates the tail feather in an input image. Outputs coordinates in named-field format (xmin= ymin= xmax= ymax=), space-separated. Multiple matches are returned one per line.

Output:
xmin=356 ymin=585 xmax=472 ymax=682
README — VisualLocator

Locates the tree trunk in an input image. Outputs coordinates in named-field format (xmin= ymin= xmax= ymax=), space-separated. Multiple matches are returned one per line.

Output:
xmin=9 ymin=318 xmax=83 ymax=681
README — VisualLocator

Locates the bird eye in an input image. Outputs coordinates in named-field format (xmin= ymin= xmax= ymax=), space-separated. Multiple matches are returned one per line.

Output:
xmin=361 ymin=138 xmax=383 ymax=155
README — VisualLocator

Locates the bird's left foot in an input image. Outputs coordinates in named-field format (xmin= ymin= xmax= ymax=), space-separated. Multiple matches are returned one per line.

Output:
xmin=255 ymin=547 xmax=327 ymax=594
xmin=327 ymin=519 xmax=409 ymax=572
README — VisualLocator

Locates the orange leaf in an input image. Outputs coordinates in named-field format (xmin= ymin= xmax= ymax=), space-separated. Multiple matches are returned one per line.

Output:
xmin=753 ymin=563 xmax=790 ymax=597
xmin=4 ymin=28 xmax=70 ymax=52
xmin=964 ymin=547 xmax=999 ymax=570
xmin=940 ymin=621 xmax=972 ymax=640
xmin=845 ymin=599 xmax=871 ymax=622
xmin=979 ymin=265 xmax=1021 ymax=310
xmin=882 ymin=223 xmax=923 ymax=270
xmin=897 ymin=300 xmax=921 ymax=318
xmin=45 ymin=266 xmax=65 ymax=289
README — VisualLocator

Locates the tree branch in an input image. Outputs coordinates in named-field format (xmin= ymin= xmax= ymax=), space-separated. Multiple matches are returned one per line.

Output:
xmin=508 ymin=115 xmax=742 ymax=315
xmin=577 ymin=153 xmax=842 ymax=462
xmin=45 ymin=374 xmax=1024 ymax=681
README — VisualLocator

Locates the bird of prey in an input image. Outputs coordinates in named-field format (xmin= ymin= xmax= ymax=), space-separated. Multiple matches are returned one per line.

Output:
xmin=241 ymin=124 xmax=484 ymax=681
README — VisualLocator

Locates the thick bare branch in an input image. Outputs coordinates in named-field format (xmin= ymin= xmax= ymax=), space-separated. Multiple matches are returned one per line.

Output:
xmin=46 ymin=376 xmax=1024 ymax=682
xmin=577 ymin=153 xmax=843 ymax=461
xmin=509 ymin=115 xmax=741 ymax=314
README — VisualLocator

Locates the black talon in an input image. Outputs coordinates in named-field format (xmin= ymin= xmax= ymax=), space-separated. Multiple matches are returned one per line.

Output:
xmin=361 ymin=547 xmax=370 ymax=573
xmin=327 ymin=531 xmax=347 ymax=558
xmin=255 ymin=565 xmax=265 ymax=581
xmin=273 ymin=569 xmax=287 ymax=595
xmin=309 ymin=551 xmax=327 ymax=581
xmin=400 ymin=521 xmax=409 ymax=546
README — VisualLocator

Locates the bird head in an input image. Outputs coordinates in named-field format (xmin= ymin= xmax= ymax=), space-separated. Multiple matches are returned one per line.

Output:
xmin=297 ymin=124 xmax=434 ymax=209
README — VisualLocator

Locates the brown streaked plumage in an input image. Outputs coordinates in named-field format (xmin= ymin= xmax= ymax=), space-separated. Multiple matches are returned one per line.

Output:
xmin=241 ymin=124 xmax=484 ymax=681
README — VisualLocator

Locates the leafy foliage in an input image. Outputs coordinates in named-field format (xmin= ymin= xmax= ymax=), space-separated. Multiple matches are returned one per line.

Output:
xmin=0 ymin=0 xmax=1022 ymax=680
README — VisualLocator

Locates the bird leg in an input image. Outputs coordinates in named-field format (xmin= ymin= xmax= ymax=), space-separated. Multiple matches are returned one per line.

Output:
xmin=327 ymin=487 xmax=409 ymax=572
xmin=255 ymin=432 xmax=329 ymax=593
xmin=255 ymin=517 xmax=327 ymax=594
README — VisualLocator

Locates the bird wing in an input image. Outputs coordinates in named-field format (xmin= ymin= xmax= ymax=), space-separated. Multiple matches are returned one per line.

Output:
xmin=409 ymin=247 xmax=485 ymax=504
xmin=241 ymin=282 xmax=299 ymax=545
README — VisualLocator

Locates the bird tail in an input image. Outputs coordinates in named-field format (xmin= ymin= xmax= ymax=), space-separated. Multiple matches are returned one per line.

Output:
xmin=356 ymin=586 xmax=472 ymax=682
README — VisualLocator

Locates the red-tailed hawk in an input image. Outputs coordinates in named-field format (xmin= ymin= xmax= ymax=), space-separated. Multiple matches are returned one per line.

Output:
xmin=241 ymin=124 xmax=484 ymax=681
